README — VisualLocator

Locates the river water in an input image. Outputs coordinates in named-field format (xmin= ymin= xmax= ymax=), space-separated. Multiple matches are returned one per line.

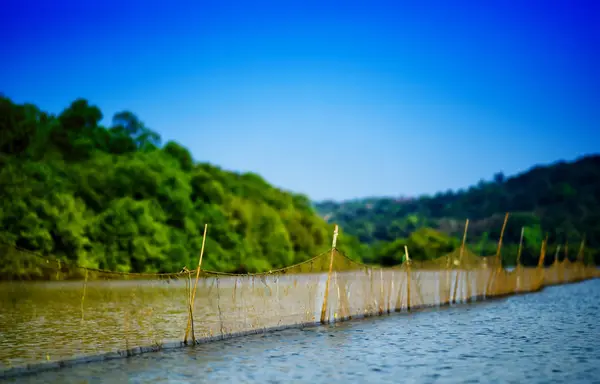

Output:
xmin=2 ymin=278 xmax=599 ymax=383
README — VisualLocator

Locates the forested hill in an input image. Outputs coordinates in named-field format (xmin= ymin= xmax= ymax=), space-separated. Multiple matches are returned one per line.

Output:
xmin=0 ymin=96 xmax=366 ymax=276
xmin=315 ymin=155 xmax=600 ymax=265
xmin=2 ymin=96 xmax=598 ymax=275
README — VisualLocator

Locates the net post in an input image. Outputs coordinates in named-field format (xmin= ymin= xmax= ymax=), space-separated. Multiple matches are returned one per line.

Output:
xmin=460 ymin=219 xmax=469 ymax=260
xmin=445 ymin=251 xmax=452 ymax=304
xmin=536 ymin=235 xmax=548 ymax=287
xmin=453 ymin=219 xmax=469 ymax=304
xmin=514 ymin=226 xmax=525 ymax=293
xmin=184 ymin=224 xmax=208 ymax=344
xmin=538 ymin=234 xmax=548 ymax=268
xmin=516 ymin=227 xmax=524 ymax=267
xmin=487 ymin=212 xmax=509 ymax=296
xmin=404 ymin=245 xmax=411 ymax=311
xmin=320 ymin=225 xmax=339 ymax=324
xmin=496 ymin=212 xmax=509 ymax=266
xmin=553 ymin=243 xmax=562 ymax=282
xmin=554 ymin=244 xmax=561 ymax=266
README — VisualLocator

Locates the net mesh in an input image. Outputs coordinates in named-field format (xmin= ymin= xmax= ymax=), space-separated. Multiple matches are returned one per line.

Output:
xmin=1 ymin=237 xmax=599 ymax=378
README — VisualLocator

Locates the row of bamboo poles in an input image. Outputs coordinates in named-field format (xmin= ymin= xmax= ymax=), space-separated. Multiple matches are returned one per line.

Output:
xmin=181 ymin=213 xmax=589 ymax=344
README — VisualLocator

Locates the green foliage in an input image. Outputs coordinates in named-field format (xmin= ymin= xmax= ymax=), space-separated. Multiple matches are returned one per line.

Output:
xmin=0 ymin=96 xmax=363 ymax=278
xmin=2 ymin=95 xmax=597 ymax=277
xmin=316 ymin=156 xmax=600 ymax=265
xmin=377 ymin=228 xmax=459 ymax=266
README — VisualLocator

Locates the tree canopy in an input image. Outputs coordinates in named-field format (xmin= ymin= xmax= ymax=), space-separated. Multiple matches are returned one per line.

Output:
xmin=2 ymin=95 xmax=597 ymax=279
xmin=0 ymin=96 xmax=367 ymax=277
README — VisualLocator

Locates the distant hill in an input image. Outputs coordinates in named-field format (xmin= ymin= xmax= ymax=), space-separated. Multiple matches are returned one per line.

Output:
xmin=315 ymin=155 xmax=600 ymax=265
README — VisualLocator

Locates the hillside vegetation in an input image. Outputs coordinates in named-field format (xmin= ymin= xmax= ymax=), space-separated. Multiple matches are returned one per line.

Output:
xmin=2 ymin=96 xmax=597 ymax=277
xmin=0 ymin=96 xmax=367 ymax=277
xmin=316 ymin=155 xmax=600 ymax=266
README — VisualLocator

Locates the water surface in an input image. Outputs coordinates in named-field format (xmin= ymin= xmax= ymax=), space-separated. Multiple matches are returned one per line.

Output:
xmin=5 ymin=278 xmax=599 ymax=383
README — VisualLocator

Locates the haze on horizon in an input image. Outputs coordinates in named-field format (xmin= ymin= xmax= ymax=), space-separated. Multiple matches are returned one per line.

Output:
xmin=2 ymin=0 xmax=599 ymax=201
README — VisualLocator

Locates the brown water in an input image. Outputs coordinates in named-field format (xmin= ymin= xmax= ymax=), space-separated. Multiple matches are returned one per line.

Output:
xmin=0 ymin=269 xmax=467 ymax=371
xmin=2 ymin=278 xmax=600 ymax=383
xmin=0 ymin=265 xmax=597 ymax=380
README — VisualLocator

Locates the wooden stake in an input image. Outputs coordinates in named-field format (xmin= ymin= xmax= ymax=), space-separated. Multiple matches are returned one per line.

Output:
xmin=405 ymin=245 xmax=411 ymax=311
xmin=451 ymin=269 xmax=460 ymax=304
xmin=460 ymin=219 xmax=469 ymax=261
xmin=495 ymin=212 xmax=510 ymax=266
xmin=320 ymin=225 xmax=339 ymax=324
xmin=536 ymin=235 xmax=549 ymax=287
xmin=516 ymin=227 xmax=524 ymax=267
xmin=487 ymin=213 xmax=509 ymax=296
xmin=554 ymin=244 xmax=561 ymax=265
xmin=454 ymin=219 xmax=469 ymax=304
xmin=184 ymin=224 xmax=208 ymax=344
xmin=538 ymin=235 xmax=548 ymax=268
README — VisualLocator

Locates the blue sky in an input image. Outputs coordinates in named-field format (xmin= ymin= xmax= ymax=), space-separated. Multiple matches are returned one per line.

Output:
xmin=2 ymin=0 xmax=599 ymax=201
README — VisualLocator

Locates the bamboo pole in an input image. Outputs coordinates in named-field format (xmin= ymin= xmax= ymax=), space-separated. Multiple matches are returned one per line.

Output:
xmin=451 ymin=269 xmax=459 ymax=304
xmin=460 ymin=219 xmax=469 ymax=260
xmin=184 ymin=224 xmax=208 ymax=344
xmin=538 ymin=234 xmax=549 ymax=268
xmin=487 ymin=212 xmax=509 ymax=296
xmin=536 ymin=235 xmax=548 ymax=288
xmin=320 ymin=225 xmax=339 ymax=324
xmin=554 ymin=243 xmax=562 ymax=283
xmin=514 ymin=226 xmax=525 ymax=293
xmin=496 ymin=212 xmax=510 ymax=266
xmin=453 ymin=219 xmax=469 ymax=304
xmin=554 ymin=245 xmax=561 ymax=265
xmin=516 ymin=227 xmax=524 ymax=267
xmin=405 ymin=245 xmax=411 ymax=311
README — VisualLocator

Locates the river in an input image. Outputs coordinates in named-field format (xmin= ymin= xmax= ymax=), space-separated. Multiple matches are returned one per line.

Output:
xmin=2 ymin=278 xmax=599 ymax=383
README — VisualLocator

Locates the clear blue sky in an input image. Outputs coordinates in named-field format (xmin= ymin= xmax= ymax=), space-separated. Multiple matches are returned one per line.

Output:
xmin=2 ymin=0 xmax=599 ymax=201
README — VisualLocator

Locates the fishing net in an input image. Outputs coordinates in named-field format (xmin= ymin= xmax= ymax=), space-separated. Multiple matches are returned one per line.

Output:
xmin=1 ymin=238 xmax=599 ymax=379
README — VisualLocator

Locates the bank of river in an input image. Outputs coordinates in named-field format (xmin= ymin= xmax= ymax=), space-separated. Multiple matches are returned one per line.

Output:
xmin=3 ymin=278 xmax=599 ymax=383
